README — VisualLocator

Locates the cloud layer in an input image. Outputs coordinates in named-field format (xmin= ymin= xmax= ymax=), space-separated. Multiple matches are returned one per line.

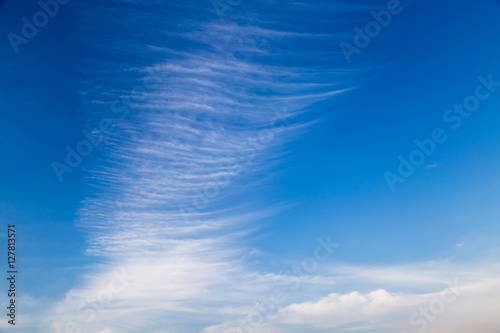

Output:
xmin=20 ymin=1 xmax=500 ymax=332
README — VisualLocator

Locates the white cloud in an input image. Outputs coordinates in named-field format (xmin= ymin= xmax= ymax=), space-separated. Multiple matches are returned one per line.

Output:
xmin=35 ymin=1 xmax=500 ymax=333
xmin=41 ymin=0 xmax=357 ymax=331
xmin=210 ymin=277 xmax=500 ymax=333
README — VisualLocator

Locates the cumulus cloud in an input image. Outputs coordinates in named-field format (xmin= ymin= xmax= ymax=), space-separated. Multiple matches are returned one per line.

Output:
xmin=208 ymin=276 xmax=500 ymax=333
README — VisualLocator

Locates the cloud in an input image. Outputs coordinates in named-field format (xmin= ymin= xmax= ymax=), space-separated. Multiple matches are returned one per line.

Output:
xmin=208 ymin=276 xmax=500 ymax=333
xmin=276 ymin=289 xmax=414 ymax=328
xmin=33 ymin=1 xmax=500 ymax=333
xmin=40 ymin=0 xmax=359 ymax=332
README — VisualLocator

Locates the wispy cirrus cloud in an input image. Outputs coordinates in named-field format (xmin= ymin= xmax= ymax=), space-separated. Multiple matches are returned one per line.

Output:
xmin=37 ymin=1 xmax=500 ymax=333
xmin=41 ymin=0 xmax=358 ymax=332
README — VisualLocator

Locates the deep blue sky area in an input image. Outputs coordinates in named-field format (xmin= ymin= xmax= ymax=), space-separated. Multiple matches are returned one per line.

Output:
xmin=252 ymin=0 xmax=500 ymax=265
xmin=0 ymin=0 xmax=94 ymax=302
xmin=1 ymin=0 xmax=500 ymax=332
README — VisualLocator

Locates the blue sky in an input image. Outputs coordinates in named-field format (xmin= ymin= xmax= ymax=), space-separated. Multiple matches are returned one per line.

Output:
xmin=1 ymin=0 xmax=500 ymax=332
